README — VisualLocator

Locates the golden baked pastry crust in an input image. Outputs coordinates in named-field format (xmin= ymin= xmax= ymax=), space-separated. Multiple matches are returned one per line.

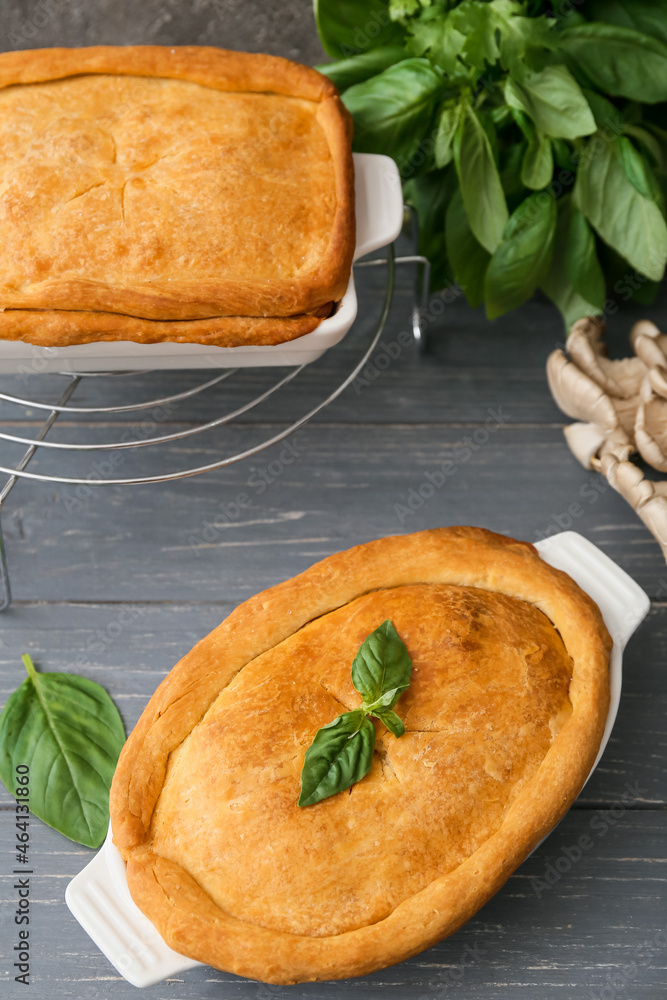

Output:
xmin=0 ymin=46 xmax=354 ymax=347
xmin=110 ymin=527 xmax=611 ymax=984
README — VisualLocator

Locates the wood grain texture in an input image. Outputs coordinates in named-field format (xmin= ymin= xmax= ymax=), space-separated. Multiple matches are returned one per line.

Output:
xmin=0 ymin=811 xmax=664 ymax=998
xmin=0 ymin=6 xmax=666 ymax=995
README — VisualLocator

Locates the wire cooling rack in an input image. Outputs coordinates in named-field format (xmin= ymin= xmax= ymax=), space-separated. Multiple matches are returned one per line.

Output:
xmin=0 ymin=243 xmax=431 ymax=609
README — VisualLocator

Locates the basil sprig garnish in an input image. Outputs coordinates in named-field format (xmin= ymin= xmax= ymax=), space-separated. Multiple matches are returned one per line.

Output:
xmin=298 ymin=620 xmax=412 ymax=807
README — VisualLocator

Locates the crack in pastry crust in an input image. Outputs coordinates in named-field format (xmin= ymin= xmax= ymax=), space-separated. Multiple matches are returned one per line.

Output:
xmin=110 ymin=527 xmax=611 ymax=984
xmin=0 ymin=46 xmax=355 ymax=347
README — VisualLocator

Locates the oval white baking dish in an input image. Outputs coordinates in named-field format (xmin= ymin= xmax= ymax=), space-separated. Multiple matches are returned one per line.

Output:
xmin=65 ymin=530 xmax=650 ymax=988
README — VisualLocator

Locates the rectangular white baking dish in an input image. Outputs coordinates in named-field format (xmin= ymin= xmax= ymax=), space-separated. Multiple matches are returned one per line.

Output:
xmin=0 ymin=152 xmax=403 ymax=374
xmin=65 ymin=530 xmax=650 ymax=988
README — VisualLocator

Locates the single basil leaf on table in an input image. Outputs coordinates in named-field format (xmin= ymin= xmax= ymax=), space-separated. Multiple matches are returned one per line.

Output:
xmin=505 ymin=65 xmax=595 ymax=139
xmin=454 ymin=106 xmax=508 ymax=254
xmin=584 ymin=0 xmax=667 ymax=47
xmin=565 ymin=207 xmax=606 ymax=311
xmin=343 ymin=58 xmax=444 ymax=175
xmin=559 ymin=23 xmax=667 ymax=103
xmin=541 ymin=195 xmax=603 ymax=330
xmin=373 ymin=708 xmax=406 ymax=738
xmin=298 ymin=711 xmax=376 ymax=807
xmin=0 ymin=655 xmax=126 ymax=848
xmin=315 ymin=46 xmax=406 ymax=92
xmin=445 ymin=186 xmax=491 ymax=308
xmin=314 ymin=0 xmax=405 ymax=59
xmin=574 ymin=134 xmax=667 ymax=281
xmin=484 ymin=191 xmax=557 ymax=320
xmin=351 ymin=619 xmax=412 ymax=709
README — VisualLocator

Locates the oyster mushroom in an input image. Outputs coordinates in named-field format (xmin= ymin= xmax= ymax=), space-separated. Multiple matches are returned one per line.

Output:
xmin=635 ymin=365 xmax=667 ymax=473
xmin=546 ymin=317 xmax=667 ymax=561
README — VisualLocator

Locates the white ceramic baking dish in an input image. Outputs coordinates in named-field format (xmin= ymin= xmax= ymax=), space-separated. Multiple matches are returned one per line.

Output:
xmin=65 ymin=530 xmax=650 ymax=988
xmin=0 ymin=152 xmax=403 ymax=374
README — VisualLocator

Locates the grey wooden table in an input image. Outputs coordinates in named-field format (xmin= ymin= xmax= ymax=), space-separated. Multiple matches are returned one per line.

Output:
xmin=1 ymin=3 xmax=666 ymax=998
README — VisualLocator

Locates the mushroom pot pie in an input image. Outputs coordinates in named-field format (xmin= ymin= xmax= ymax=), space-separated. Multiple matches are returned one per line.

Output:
xmin=0 ymin=46 xmax=354 ymax=348
xmin=110 ymin=527 xmax=612 ymax=984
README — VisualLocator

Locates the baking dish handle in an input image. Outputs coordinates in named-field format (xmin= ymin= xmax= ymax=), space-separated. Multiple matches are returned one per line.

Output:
xmin=65 ymin=827 xmax=198 ymax=988
xmin=352 ymin=152 xmax=404 ymax=261
xmin=535 ymin=531 xmax=650 ymax=651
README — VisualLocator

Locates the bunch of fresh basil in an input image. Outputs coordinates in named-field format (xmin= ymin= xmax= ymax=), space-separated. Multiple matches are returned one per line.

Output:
xmin=315 ymin=0 xmax=667 ymax=327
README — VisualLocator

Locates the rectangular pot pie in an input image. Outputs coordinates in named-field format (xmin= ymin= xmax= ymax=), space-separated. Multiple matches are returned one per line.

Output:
xmin=0 ymin=46 xmax=355 ymax=348
xmin=110 ymin=527 xmax=611 ymax=985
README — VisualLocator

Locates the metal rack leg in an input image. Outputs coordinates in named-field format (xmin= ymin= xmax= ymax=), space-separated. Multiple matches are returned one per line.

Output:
xmin=0 ymin=376 xmax=81 ymax=610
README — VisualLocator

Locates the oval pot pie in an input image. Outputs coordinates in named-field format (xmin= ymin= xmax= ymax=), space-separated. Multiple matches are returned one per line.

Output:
xmin=0 ymin=46 xmax=354 ymax=348
xmin=110 ymin=526 xmax=611 ymax=984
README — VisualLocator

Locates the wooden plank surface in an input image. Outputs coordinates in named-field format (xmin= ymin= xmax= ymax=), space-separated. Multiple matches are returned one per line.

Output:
xmin=0 ymin=811 xmax=665 ymax=998
xmin=1 ymin=3 xmax=667 ymax=996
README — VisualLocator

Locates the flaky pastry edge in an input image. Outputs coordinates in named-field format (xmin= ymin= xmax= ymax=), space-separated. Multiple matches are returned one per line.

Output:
xmin=109 ymin=526 xmax=611 ymax=984
xmin=0 ymin=46 xmax=355 ymax=345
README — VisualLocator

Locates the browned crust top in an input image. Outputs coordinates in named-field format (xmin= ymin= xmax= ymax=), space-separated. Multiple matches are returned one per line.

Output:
xmin=0 ymin=46 xmax=354 ymax=347
xmin=109 ymin=527 xmax=611 ymax=984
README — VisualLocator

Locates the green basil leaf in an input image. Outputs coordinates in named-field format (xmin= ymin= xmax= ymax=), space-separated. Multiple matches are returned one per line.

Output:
xmin=585 ymin=0 xmax=667 ymax=47
xmin=551 ymin=138 xmax=574 ymax=171
xmin=389 ymin=0 xmax=422 ymax=22
xmin=403 ymin=167 xmax=458 ymax=290
xmin=406 ymin=10 xmax=466 ymax=74
xmin=445 ymin=186 xmax=491 ymax=308
xmin=505 ymin=65 xmax=595 ymax=139
xmin=566 ymin=207 xmax=606 ymax=310
xmin=454 ymin=106 xmax=509 ymax=253
xmin=560 ymin=23 xmax=667 ymax=103
xmin=541 ymin=196 xmax=602 ymax=330
xmin=499 ymin=140 xmax=528 ymax=197
xmin=521 ymin=130 xmax=553 ymax=189
xmin=314 ymin=0 xmax=405 ymax=59
xmin=484 ymin=191 xmax=557 ymax=319
xmin=343 ymin=58 xmax=444 ymax=174
xmin=435 ymin=103 xmax=461 ymax=168
xmin=315 ymin=46 xmax=407 ymax=92
xmin=374 ymin=708 xmax=406 ymax=738
xmin=298 ymin=711 xmax=375 ymax=807
xmin=623 ymin=125 xmax=666 ymax=173
xmin=351 ymin=619 xmax=412 ymax=709
xmin=0 ymin=655 xmax=126 ymax=848
xmin=451 ymin=0 xmax=558 ymax=75
xmin=617 ymin=135 xmax=663 ymax=202
xmin=574 ymin=135 xmax=667 ymax=281
xmin=581 ymin=88 xmax=625 ymax=131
